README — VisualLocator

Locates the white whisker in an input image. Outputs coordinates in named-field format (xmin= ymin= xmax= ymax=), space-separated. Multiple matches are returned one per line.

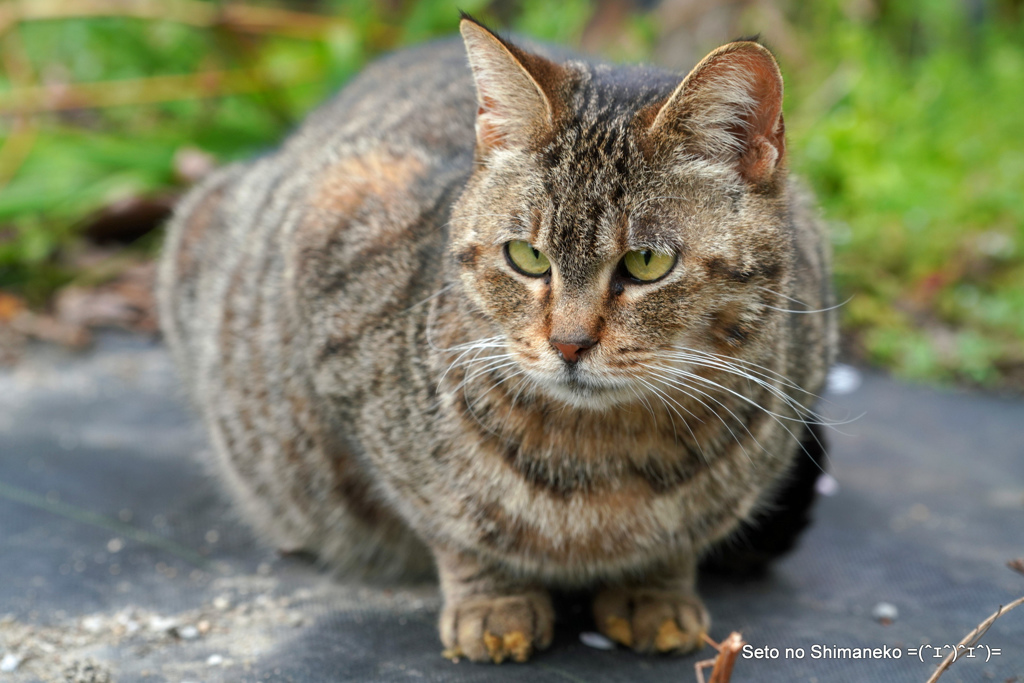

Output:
xmin=401 ymin=283 xmax=454 ymax=314
xmin=641 ymin=366 xmax=758 ymax=464
xmin=763 ymin=296 xmax=853 ymax=315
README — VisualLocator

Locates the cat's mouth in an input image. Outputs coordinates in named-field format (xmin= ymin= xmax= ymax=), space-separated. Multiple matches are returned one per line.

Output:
xmin=541 ymin=365 xmax=635 ymax=410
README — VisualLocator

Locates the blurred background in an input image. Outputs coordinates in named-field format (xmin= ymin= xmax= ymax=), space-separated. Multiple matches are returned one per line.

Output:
xmin=0 ymin=0 xmax=1021 ymax=390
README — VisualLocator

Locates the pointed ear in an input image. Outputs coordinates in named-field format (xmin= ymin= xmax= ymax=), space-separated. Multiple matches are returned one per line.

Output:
xmin=459 ymin=17 xmax=564 ymax=157
xmin=648 ymin=41 xmax=785 ymax=186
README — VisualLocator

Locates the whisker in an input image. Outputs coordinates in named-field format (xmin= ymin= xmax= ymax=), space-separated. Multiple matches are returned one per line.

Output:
xmin=451 ymin=356 xmax=519 ymax=395
xmin=756 ymin=285 xmax=853 ymax=315
xmin=656 ymin=362 xmax=822 ymax=426
xmin=401 ymin=283 xmax=454 ymax=314
xmin=438 ymin=340 xmax=505 ymax=384
xmin=650 ymin=364 xmax=827 ymax=473
xmin=498 ymin=373 xmax=534 ymax=437
xmin=633 ymin=375 xmax=714 ymax=458
xmin=464 ymin=367 xmax=530 ymax=438
xmin=763 ymin=296 xmax=853 ymax=315
xmin=661 ymin=347 xmax=858 ymax=426
xmin=626 ymin=384 xmax=660 ymax=431
xmin=642 ymin=366 xmax=757 ymax=464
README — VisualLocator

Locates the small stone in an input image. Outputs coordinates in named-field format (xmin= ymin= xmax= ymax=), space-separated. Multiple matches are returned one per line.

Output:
xmin=815 ymin=473 xmax=839 ymax=496
xmin=826 ymin=364 xmax=861 ymax=395
xmin=206 ymin=654 xmax=224 ymax=666
xmin=106 ymin=538 xmax=124 ymax=553
xmin=579 ymin=631 xmax=616 ymax=650
xmin=1 ymin=653 xmax=22 ymax=672
xmin=148 ymin=615 xmax=178 ymax=632
xmin=197 ymin=620 xmax=211 ymax=634
xmin=212 ymin=595 xmax=231 ymax=611
xmin=872 ymin=602 xmax=899 ymax=623
xmin=178 ymin=625 xmax=200 ymax=640
xmin=81 ymin=615 xmax=104 ymax=633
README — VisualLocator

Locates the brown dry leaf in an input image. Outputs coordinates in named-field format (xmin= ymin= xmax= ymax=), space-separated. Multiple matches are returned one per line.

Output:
xmin=55 ymin=261 xmax=157 ymax=333
xmin=0 ymin=291 xmax=27 ymax=322
xmin=10 ymin=311 xmax=92 ymax=349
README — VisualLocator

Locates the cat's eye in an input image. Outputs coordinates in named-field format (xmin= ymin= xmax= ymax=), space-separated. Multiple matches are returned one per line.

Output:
xmin=622 ymin=250 xmax=675 ymax=282
xmin=505 ymin=240 xmax=551 ymax=277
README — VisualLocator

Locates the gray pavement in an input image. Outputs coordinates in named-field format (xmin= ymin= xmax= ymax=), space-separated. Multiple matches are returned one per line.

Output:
xmin=0 ymin=333 xmax=1021 ymax=682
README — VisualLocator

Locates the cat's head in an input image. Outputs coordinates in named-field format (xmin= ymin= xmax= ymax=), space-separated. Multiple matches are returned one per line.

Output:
xmin=448 ymin=16 xmax=792 ymax=410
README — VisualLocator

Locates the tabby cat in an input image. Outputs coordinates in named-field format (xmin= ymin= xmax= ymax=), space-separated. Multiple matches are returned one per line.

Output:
xmin=158 ymin=15 xmax=836 ymax=663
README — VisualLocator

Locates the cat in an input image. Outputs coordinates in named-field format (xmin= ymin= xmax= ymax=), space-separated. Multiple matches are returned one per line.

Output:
xmin=157 ymin=14 xmax=837 ymax=664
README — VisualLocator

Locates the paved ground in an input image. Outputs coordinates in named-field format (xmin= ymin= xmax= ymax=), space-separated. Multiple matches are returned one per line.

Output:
xmin=1 ymin=333 xmax=1021 ymax=682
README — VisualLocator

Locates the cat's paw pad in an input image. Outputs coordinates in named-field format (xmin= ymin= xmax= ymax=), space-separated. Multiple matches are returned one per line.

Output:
xmin=440 ymin=591 xmax=554 ymax=663
xmin=593 ymin=588 xmax=708 ymax=654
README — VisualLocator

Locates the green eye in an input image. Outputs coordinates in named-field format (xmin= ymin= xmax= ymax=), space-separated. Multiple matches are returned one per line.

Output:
xmin=623 ymin=250 xmax=675 ymax=282
xmin=506 ymin=240 xmax=551 ymax=277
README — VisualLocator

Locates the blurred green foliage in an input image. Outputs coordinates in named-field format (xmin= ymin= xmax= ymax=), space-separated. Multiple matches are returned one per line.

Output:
xmin=784 ymin=1 xmax=1024 ymax=386
xmin=0 ymin=0 xmax=1021 ymax=388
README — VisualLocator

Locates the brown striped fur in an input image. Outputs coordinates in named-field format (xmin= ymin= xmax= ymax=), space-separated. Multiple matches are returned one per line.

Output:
xmin=158 ymin=17 xmax=836 ymax=663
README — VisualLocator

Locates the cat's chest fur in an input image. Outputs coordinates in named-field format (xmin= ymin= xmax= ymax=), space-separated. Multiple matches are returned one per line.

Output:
xmin=303 ymin=278 xmax=796 ymax=581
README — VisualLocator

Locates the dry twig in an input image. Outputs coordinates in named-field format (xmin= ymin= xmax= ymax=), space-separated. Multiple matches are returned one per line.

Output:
xmin=695 ymin=631 xmax=745 ymax=683
xmin=0 ymin=25 xmax=38 ymax=184
xmin=0 ymin=66 xmax=320 ymax=115
xmin=924 ymin=594 xmax=1024 ymax=683
xmin=0 ymin=0 xmax=348 ymax=40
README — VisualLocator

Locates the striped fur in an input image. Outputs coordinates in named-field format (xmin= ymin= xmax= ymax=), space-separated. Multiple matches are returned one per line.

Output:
xmin=158 ymin=18 xmax=836 ymax=663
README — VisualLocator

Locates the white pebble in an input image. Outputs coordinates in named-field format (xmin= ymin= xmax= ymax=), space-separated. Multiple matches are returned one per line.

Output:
xmin=579 ymin=631 xmax=616 ymax=650
xmin=0 ymin=653 xmax=21 ymax=672
xmin=872 ymin=602 xmax=899 ymax=622
xmin=178 ymin=625 xmax=200 ymax=640
xmin=815 ymin=473 xmax=840 ymax=496
xmin=148 ymin=615 xmax=178 ymax=632
xmin=206 ymin=654 xmax=224 ymax=666
xmin=81 ymin=615 xmax=105 ymax=633
xmin=826 ymin=364 xmax=861 ymax=395
xmin=212 ymin=595 xmax=231 ymax=611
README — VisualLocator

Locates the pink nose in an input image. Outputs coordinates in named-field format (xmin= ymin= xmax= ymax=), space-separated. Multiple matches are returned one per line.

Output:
xmin=551 ymin=338 xmax=596 ymax=364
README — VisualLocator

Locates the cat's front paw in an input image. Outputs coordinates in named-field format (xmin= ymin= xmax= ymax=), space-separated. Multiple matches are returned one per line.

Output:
xmin=593 ymin=588 xmax=709 ymax=654
xmin=440 ymin=590 xmax=554 ymax=663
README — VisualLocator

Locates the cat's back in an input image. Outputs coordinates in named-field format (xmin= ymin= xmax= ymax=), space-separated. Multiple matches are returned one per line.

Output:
xmin=158 ymin=37 xmax=478 ymax=390
xmin=155 ymin=38 xmax=488 ymax=577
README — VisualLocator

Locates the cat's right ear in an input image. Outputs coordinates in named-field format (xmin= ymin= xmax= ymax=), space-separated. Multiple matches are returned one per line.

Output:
xmin=459 ymin=16 xmax=563 ymax=158
xmin=645 ymin=41 xmax=786 ymax=188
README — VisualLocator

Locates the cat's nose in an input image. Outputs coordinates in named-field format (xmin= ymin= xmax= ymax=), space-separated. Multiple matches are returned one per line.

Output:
xmin=550 ymin=337 xmax=596 ymax=364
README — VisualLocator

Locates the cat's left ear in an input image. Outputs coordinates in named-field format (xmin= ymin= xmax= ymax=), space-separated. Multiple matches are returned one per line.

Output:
xmin=647 ymin=41 xmax=785 ymax=187
xmin=459 ymin=16 xmax=565 ymax=158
